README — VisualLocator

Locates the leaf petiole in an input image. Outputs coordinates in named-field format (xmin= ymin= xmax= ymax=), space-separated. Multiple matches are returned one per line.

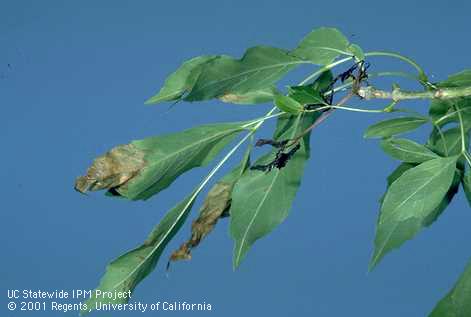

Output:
xmin=305 ymin=104 xmax=385 ymax=114
xmin=455 ymin=103 xmax=467 ymax=153
xmin=463 ymin=151 xmax=471 ymax=168
xmin=242 ymin=111 xmax=286 ymax=128
xmin=365 ymin=51 xmax=428 ymax=83
xmin=434 ymin=107 xmax=470 ymax=125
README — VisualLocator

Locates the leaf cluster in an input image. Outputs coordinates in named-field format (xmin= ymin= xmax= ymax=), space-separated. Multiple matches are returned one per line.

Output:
xmin=75 ymin=28 xmax=471 ymax=316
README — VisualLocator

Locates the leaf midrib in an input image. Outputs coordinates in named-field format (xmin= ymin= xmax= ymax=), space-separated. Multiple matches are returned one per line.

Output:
xmin=390 ymin=141 xmax=438 ymax=160
xmin=375 ymin=117 xmax=427 ymax=130
xmin=234 ymin=172 xmax=278 ymax=265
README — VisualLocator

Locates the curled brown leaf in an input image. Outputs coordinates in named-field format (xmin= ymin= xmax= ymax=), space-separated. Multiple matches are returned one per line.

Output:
xmin=75 ymin=144 xmax=146 ymax=194
xmin=170 ymin=182 xmax=233 ymax=262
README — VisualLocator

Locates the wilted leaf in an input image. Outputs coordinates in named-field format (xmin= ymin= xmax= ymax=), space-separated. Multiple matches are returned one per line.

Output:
xmin=370 ymin=156 xmax=458 ymax=269
xmin=380 ymin=138 xmax=439 ymax=163
xmin=364 ymin=116 xmax=429 ymax=139
xmin=76 ymin=122 xmax=246 ymax=200
xmin=82 ymin=191 xmax=198 ymax=315
xmin=170 ymin=149 xmax=251 ymax=262
xmin=430 ymin=259 xmax=471 ymax=317
xmin=145 ymin=56 xmax=216 ymax=104
xmin=292 ymin=27 xmax=351 ymax=65
xmin=169 ymin=183 xmax=232 ymax=261
xmin=184 ymin=46 xmax=306 ymax=101
xmin=219 ymin=87 xmax=276 ymax=105
xmin=75 ymin=144 xmax=146 ymax=194
xmin=230 ymin=113 xmax=318 ymax=268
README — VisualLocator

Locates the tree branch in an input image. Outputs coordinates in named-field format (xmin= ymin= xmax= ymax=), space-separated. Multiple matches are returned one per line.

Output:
xmin=357 ymin=85 xmax=471 ymax=101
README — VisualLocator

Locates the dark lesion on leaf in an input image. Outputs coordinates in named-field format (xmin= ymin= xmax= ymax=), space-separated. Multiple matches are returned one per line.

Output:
xmin=251 ymin=142 xmax=301 ymax=172
xmin=254 ymin=138 xmax=288 ymax=148
xmin=304 ymin=60 xmax=370 ymax=111
xmin=337 ymin=60 xmax=369 ymax=86
xmin=251 ymin=60 xmax=370 ymax=172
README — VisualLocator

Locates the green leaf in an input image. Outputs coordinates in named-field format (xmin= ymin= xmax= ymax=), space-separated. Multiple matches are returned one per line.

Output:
xmin=429 ymin=70 xmax=471 ymax=129
xmin=312 ymin=70 xmax=334 ymax=91
xmin=430 ymin=98 xmax=471 ymax=129
xmin=430 ymin=259 xmax=471 ymax=317
xmin=285 ymin=70 xmax=333 ymax=107
xmin=230 ymin=113 xmax=318 ymax=268
xmin=293 ymin=27 xmax=351 ymax=65
xmin=82 ymin=192 xmax=197 ymax=315
xmin=288 ymin=85 xmax=327 ymax=106
xmin=348 ymin=43 xmax=365 ymax=61
xmin=379 ymin=163 xmax=415 ymax=206
xmin=457 ymin=101 xmax=471 ymax=132
xmin=76 ymin=122 xmax=245 ymax=200
xmin=380 ymin=138 xmax=439 ymax=163
xmin=463 ymin=172 xmax=471 ymax=207
xmin=428 ymin=127 xmax=469 ymax=157
xmin=423 ymin=170 xmax=461 ymax=227
xmin=184 ymin=46 xmax=305 ymax=101
xmin=382 ymin=163 xmax=461 ymax=227
xmin=437 ymin=70 xmax=471 ymax=88
xmin=370 ymin=156 xmax=458 ymax=269
xmin=219 ymin=87 xmax=276 ymax=105
xmin=274 ymin=92 xmax=304 ymax=114
xmin=145 ymin=56 xmax=216 ymax=104
xmin=386 ymin=162 xmax=417 ymax=186
xmin=364 ymin=116 xmax=429 ymax=139
xmin=430 ymin=99 xmax=456 ymax=125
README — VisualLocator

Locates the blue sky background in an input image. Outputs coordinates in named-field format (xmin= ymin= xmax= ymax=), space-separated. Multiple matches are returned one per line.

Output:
xmin=1 ymin=1 xmax=470 ymax=316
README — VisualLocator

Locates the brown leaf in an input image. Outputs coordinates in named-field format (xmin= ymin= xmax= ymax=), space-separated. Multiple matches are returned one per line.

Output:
xmin=75 ymin=144 xmax=145 ymax=194
xmin=219 ymin=93 xmax=242 ymax=103
xmin=170 ymin=182 xmax=233 ymax=262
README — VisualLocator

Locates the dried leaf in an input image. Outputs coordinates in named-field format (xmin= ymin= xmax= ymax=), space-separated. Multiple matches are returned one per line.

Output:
xmin=170 ymin=182 xmax=232 ymax=262
xmin=218 ymin=87 xmax=275 ymax=105
xmin=170 ymin=147 xmax=251 ymax=262
xmin=75 ymin=144 xmax=145 ymax=193
xmin=75 ymin=122 xmax=245 ymax=200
